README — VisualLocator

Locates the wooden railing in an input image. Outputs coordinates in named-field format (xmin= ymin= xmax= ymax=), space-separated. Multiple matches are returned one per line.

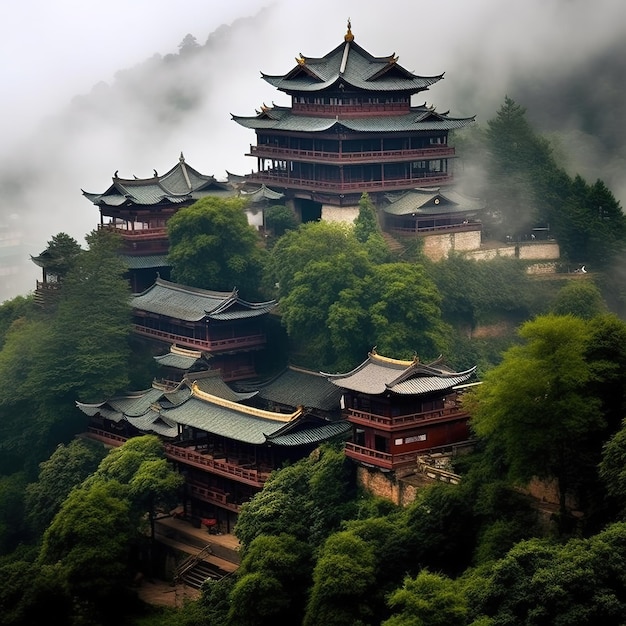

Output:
xmin=132 ymin=325 xmax=266 ymax=353
xmin=292 ymin=102 xmax=410 ymax=116
xmin=99 ymin=224 xmax=168 ymax=239
xmin=35 ymin=281 xmax=61 ymax=291
xmin=344 ymin=442 xmax=418 ymax=470
xmin=163 ymin=443 xmax=272 ymax=488
xmin=346 ymin=406 xmax=468 ymax=430
xmin=85 ymin=428 xmax=269 ymax=492
xmin=250 ymin=144 xmax=455 ymax=164
xmin=186 ymin=483 xmax=241 ymax=513
xmin=85 ymin=428 xmax=127 ymax=447
xmin=245 ymin=172 xmax=453 ymax=193
xmin=388 ymin=222 xmax=481 ymax=236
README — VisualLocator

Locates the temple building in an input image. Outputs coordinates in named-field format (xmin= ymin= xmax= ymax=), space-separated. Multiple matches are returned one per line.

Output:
xmin=324 ymin=350 xmax=477 ymax=472
xmin=77 ymin=375 xmax=351 ymax=533
xmin=82 ymin=154 xmax=237 ymax=292
xmin=153 ymin=344 xmax=213 ymax=388
xmin=232 ymin=21 xmax=475 ymax=223
xmin=233 ymin=364 xmax=344 ymax=421
xmin=131 ymin=277 xmax=277 ymax=382
xmin=381 ymin=187 xmax=485 ymax=260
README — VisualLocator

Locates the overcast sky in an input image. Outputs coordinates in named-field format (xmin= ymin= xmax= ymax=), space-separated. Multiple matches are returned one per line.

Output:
xmin=3 ymin=0 xmax=623 ymax=143
xmin=1 ymin=0 xmax=625 ymax=302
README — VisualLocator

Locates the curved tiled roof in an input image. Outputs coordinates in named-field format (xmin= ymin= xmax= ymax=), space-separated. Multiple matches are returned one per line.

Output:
xmin=131 ymin=277 xmax=277 ymax=322
xmin=159 ymin=396 xmax=293 ymax=444
xmin=82 ymin=153 xmax=234 ymax=208
xmin=77 ymin=377 xmax=345 ymax=448
xmin=268 ymin=420 xmax=351 ymax=446
xmin=247 ymin=365 xmax=343 ymax=412
xmin=185 ymin=371 xmax=258 ymax=402
xmin=382 ymin=188 xmax=484 ymax=217
xmin=126 ymin=410 xmax=179 ymax=437
xmin=120 ymin=254 xmax=170 ymax=270
xmin=261 ymin=36 xmax=443 ymax=95
xmin=325 ymin=351 xmax=476 ymax=396
xmin=239 ymin=184 xmax=284 ymax=203
xmin=233 ymin=105 xmax=474 ymax=133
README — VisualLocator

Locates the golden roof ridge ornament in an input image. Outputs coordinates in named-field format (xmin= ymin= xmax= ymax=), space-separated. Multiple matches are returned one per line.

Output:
xmin=344 ymin=18 xmax=354 ymax=42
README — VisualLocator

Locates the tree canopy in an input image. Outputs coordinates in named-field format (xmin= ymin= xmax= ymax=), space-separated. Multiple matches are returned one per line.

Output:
xmin=478 ymin=96 xmax=626 ymax=268
xmin=328 ymin=262 xmax=451 ymax=369
xmin=465 ymin=314 xmax=606 ymax=526
xmin=167 ymin=196 xmax=266 ymax=297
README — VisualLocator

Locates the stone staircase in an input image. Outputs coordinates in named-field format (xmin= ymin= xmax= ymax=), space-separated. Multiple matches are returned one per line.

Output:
xmin=175 ymin=545 xmax=227 ymax=590
xmin=155 ymin=516 xmax=240 ymax=590
xmin=381 ymin=231 xmax=406 ymax=255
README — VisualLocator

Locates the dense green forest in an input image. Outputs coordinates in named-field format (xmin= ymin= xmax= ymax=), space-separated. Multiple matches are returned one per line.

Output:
xmin=2 ymin=95 xmax=626 ymax=625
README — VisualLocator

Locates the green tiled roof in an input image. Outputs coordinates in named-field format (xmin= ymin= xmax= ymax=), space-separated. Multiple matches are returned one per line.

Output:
xmin=82 ymin=153 xmax=234 ymax=208
xmin=126 ymin=411 xmax=178 ymax=437
xmin=382 ymin=188 xmax=484 ymax=217
xmin=161 ymin=396 xmax=288 ymax=444
xmin=268 ymin=420 xmax=351 ymax=446
xmin=262 ymin=38 xmax=443 ymax=95
xmin=132 ymin=277 xmax=276 ymax=321
xmin=233 ymin=105 xmax=474 ymax=133
xmin=185 ymin=371 xmax=257 ymax=402
xmin=155 ymin=352 xmax=201 ymax=370
xmin=104 ymin=387 xmax=165 ymax=417
xmin=249 ymin=366 xmax=343 ymax=412
xmin=325 ymin=352 xmax=477 ymax=396
xmin=240 ymin=184 xmax=285 ymax=203
xmin=120 ymin=254 xmax=170 ymax=270
xmin=78 ymin=378 xmax=344 ymax=448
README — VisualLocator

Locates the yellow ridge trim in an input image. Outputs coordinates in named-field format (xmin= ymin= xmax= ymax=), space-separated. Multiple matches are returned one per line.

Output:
xmin=170 ymin=344 xmax=203 ymax=358
xmin=191 ymin=382 xmax=301 ymax=422
xmin=368 ymin=351 xmax=415 ymax=367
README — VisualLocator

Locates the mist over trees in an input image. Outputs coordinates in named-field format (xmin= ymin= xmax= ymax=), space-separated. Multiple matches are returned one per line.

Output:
xmin=1 ymin=9 xmax=626 ymax=623
xmin=3 ymin=1 xmax=626 ymax=304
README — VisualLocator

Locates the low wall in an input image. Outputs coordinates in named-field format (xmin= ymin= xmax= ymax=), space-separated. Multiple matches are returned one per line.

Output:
xmin=321 ymin=204 xmax=360 ymax=223
xmin=464 ymin=246 xmax=516 ymax=261
xmin=356 ymin=465 xmax=421 ymax=508
xmin=518 ymin=241 xmax=560 ymax=260
xmin=422 ymin=230 xmax=482 ymax=261
xmin=464 ymin=241 xmax=560 ymax=263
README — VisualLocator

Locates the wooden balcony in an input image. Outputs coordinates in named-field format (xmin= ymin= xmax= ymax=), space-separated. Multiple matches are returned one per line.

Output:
xmin=344 ymin=442 xmax=418 ymax=470
xmin=99 ymin=223 xmax=168 ymax=240
xmin=245 ymin=172 xmax=453 ymax=194
xmin=85 ymin=427 xmax=127 ymax=448
xmin=249 ymin=144 xmax=455 ymax=164
xmin=345 ymin=440 xmax=475 ymax=472
xmin=292 ymin=102 xmax=411 ymax=117
xmin=132 ymin=325 xmax=267 ymax=354
xmin=346 ymin=406 xmax=469 ymax=431
xmin=186 ymin=481 xmax=241 ymax=513
xmin=84 ymin=429 xmax=271 ymax=489
xmin=164 ymin=443 xmax=272 ymax=488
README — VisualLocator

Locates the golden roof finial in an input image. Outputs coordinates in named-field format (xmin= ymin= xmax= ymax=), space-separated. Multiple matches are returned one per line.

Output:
xmin=345 ymin=18 xmax=354 ymax=42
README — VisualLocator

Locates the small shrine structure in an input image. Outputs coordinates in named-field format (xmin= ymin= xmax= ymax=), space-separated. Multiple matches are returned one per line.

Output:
xmin=82 ymin=154 xmax=236 ymax=292
xmin=324 ymin=349 xmax=477 ymax=472
xmin=131 ymin=277 xmax=277 ymax=382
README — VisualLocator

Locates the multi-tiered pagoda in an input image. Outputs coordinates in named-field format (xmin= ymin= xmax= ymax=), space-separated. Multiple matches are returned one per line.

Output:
xmin=82 ymin=154 xmax=236 ymax=292
xmin=232 ymin=21 xmax=475 ymax=222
